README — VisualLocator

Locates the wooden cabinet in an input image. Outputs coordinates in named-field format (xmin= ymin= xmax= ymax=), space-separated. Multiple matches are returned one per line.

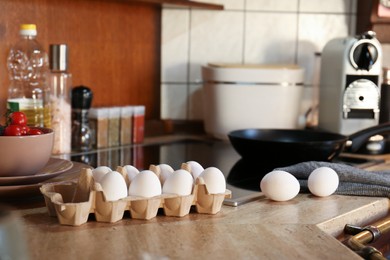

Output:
xmin=0 ymin=0 xmax=222 ymax=124
xmin=357 ymin=0 xmax=390 ymax=43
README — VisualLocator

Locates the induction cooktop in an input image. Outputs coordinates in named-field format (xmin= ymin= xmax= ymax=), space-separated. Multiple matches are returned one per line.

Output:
xmin=71 ymin=138 xmax=383 ymax=207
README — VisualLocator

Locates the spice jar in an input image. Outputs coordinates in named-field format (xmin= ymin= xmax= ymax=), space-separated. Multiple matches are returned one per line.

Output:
xmin=108 ymin=107 xmax=121 ymax=147
xmin=120 ymin=106 xmax=133 ymax=145
xmin=132 ymin=105 xmax=145 ymax=144
xmin=89 ymin=107 xmax=109 ymax=149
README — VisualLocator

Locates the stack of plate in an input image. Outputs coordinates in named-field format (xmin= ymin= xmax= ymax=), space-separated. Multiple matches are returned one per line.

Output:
xmin=0 ymin=158 xmax=90 ymax=200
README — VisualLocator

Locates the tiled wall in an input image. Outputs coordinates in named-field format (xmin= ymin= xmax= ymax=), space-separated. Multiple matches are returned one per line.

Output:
xmin=161 ymin=0 xmax=358 ymax=121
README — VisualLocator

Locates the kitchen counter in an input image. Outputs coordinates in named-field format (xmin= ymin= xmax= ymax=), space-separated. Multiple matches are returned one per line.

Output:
xmin=4 ymin=135 xmax=390 ymax=259
xmin=14 ymin=193 xmax=389 ymax=259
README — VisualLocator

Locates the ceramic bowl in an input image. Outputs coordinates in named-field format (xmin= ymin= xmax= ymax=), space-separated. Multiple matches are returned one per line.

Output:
xmin=0 ymin=127 xmax=54 ymax=177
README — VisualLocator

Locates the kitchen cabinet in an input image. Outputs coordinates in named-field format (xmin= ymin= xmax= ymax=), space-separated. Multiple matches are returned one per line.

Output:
xmin=357 ymin=0 xmax=390 ymax=43
xmin=0 ymin=0 xmax=223 ymax=124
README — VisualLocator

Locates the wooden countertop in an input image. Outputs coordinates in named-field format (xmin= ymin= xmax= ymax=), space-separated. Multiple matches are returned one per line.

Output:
xmin=4 ymin=136 xmax=390 ymax=259
xmin=9 ymin=191 xmax=388 ymax=259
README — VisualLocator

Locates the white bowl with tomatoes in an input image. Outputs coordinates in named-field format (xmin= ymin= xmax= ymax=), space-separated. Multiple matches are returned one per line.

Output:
xmin=0 ymin=112 xmax=54 ymax=177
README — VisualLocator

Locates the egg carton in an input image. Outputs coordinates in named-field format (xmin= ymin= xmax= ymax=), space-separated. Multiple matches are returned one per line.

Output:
xmin=40 ymin=167 xmax=232 ymax=226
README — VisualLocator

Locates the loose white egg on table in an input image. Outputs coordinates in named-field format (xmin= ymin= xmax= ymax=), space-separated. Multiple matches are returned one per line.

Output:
xmin=128 ymin=170 xmax=162 ymax=198
xmin=92 ymin=166 xmax=112 ymax=183
xmin=158 ymin=164 xmax=174 ymax=184
xmin=123 ymin=165 xmax=139 ymax=182
xmin=308 ymin=167 xmax=339 ymax=197
xmin=163 ymin=169 xmax=194 ymax=196
xmin=100 ymin=171 xmax=128 ymax=201
xmin=198 ymin=167 xmax=226 ymax=194
xmin=260 ymin=170 xmax=300 ymax=202
xmin=185 ymin=161 xmax=204 ymax=180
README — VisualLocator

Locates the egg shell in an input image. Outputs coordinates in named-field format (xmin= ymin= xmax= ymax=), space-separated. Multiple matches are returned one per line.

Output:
xmin=128 ymin=170 xmax=162 ymax=198
xmin=260 ymin=170 xmax=300 ymax=202
xmin=92 ymin=166 xmax=112 ymax=183
xmin=186 ymin=161 xmax=204 ymax=180
xmin=163 ymin=169 xmax=194 ymax=196
xmin=158 ymin=164 xmax=174 ymax=184
xmin=308 ymin=167 xmax=339 ymax=197
xmin=100 ymin=171 xmax=128 ymax=201
xmin=198 ymin=167 xmax=226 ymax=194
xmin=123 ymin=165 xmax=139 ymax=182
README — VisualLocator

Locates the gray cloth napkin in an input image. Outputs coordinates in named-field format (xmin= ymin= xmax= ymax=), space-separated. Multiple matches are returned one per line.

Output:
xmin=275 ymin=161 xmax=390 ymax=198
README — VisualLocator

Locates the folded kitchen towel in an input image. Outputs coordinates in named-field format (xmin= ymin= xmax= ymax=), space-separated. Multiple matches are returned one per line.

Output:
xmin=275 ymin=161 xmax=390 ymax=198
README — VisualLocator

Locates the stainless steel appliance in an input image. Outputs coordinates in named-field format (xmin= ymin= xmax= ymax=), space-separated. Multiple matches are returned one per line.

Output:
xmin=318 ymin=31 xmax=382 ymax=135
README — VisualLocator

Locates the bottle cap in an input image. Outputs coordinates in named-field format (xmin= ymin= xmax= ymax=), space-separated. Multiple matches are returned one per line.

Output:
xmin=19 ymin=24 xmax=37 ymax=36
xmin=50 ymin=44 xmax=69 ymax=72
xmin=71 ymin=86 xmax=93 ymax=109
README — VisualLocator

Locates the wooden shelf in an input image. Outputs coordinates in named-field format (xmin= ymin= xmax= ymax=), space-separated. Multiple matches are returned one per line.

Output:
xmin=130 ymin=0 xmax=224 ymax=10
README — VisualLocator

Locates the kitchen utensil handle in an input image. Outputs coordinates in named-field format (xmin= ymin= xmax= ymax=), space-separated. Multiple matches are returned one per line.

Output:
xmin=346 ymin=122 xmax=390 ymax=152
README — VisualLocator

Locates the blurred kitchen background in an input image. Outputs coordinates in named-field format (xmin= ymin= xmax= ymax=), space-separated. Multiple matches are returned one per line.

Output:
xmin=0 ymin=0 xmax=389 ymax=135
xmin=161 ymin=0 xmax=390 ymax=123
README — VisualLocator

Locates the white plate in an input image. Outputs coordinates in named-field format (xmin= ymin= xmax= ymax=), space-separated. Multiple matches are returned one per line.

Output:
xmin=0 ymin=161 xmax=92 ymax=199
xmin=0 ymin=158 xmax=73 ymax=186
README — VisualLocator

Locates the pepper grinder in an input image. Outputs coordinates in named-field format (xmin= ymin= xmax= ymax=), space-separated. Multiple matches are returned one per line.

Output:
xmin=71 ymin=86 xmax=93 ymax=151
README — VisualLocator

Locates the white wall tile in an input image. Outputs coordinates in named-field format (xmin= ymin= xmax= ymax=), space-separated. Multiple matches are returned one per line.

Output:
xmin=297 ymin=14 xmax=351 ymax=85
xmin=188 ymin=83 xmax=204 ymax=120
xmin=349 ymin=14 xmax=356 ymax=35
xmin=382 ymin=44 xmax=390 ymax=68
xmin=246 ymin=0 xmax=298 ymax=12
xmin=161 ymin=1 xmax=359 ymax=120
xmin=299 ymin=0 xmax=352 ymax=13
xmin=161 ymin=9 xmax=190 ymax=82
xmin=244 ymin=12 xmax=297 ymax=64
xmin=161 ymin=84 xmax=188 ymax=119
xmin=189 ymin=11 xmax=244 ymax=82
xmin=350 ymin=0 xmax=358 ymax=14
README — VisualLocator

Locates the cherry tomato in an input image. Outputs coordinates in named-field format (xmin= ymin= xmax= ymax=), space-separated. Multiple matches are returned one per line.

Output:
xmin=28 ymin=128 xmax=44 ymax=135
xmin=20 ymin=125 xmax=30 ymax=135
xmin=9 ymin=112 xmax=27 ymax=126
xmin=4 ymin=125 xmax=23 ymax=136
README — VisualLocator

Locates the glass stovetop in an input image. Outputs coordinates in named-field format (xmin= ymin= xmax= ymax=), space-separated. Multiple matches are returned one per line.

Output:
xmin=71 ymin=138 xmax=382 ymax=207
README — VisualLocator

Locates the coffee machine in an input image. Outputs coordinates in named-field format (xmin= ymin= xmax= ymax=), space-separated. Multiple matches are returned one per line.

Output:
xmin=318 ymin=31 xmax=382 ymax=135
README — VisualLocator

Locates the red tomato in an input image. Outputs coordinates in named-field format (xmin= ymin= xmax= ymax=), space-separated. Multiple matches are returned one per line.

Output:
xmin=20 ymin=125 xmax=30 ymax=135
xmin=28 ymin=128 xmax=44 ymax=135
xmin=4 ymin=125 xmax=23 ymax=136
xmin=9 ymin=112 xmax=27 ymax=126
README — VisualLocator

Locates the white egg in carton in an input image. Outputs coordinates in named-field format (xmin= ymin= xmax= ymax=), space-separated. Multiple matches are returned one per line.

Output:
xmin=40 ymin=162 xmax=232 ymax=226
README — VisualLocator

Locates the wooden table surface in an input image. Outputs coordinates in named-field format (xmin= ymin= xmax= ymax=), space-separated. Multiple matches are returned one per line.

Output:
xmin=3 ymin=141 xmax=390 ymax=259
xmin=5 ymin=190 xmax=387 ymax=259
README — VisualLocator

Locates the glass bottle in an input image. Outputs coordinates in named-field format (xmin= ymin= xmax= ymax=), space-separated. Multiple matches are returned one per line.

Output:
xmin=49 ymin=44 xmax=72 ymax=154
xmin=71 ymin=86 xmax=93 ymax=152
xmin=7 ymin=24 xmax=51 ymax=127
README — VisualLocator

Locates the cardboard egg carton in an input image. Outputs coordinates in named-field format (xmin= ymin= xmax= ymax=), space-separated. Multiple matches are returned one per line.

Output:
xmin=40 ymin=167 xmax=232 ymax=226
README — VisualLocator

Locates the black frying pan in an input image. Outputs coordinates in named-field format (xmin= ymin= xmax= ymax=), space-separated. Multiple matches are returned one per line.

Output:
xmin=227 ymin=123 xmax=390 ymax=165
